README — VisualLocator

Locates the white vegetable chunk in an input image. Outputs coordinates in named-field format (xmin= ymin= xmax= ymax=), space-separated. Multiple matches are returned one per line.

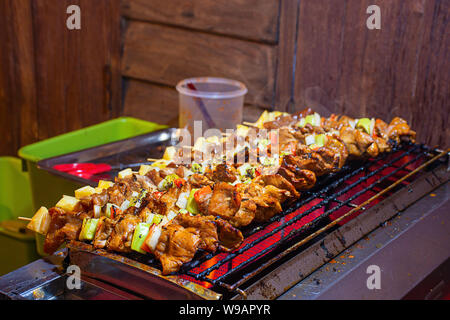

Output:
xmin=27 ymin=206 xmax=51 ymax=235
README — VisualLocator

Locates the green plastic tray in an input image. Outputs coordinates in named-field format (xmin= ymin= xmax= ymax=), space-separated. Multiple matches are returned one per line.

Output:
xmin=0 ymin=157 xmax=39 ymax=275
xmin=19 ymin=117 xmax=166 ymax=163
xmin=18 ymin=117 xmax=166 ymax=210
xmin=0 ymin=157 xmax=33 ymax=221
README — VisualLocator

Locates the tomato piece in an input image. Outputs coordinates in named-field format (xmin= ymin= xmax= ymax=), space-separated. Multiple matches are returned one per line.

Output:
xmin=194 ymin=186 xmax=212 ymax=203
xmin=174 ymin=178 xmax=186 ymax=188
xmin=235 ymin=183 xmax=245 ymax=189
xmin=291 ymin=145 xmax=296 ymax=155
xmin=111 ymin=206 xmax=122 ymax=219
xmin=140 ymin=225 xmax=155 ymax=253
xmin=153 ymin=191 xmax=163 ymax=199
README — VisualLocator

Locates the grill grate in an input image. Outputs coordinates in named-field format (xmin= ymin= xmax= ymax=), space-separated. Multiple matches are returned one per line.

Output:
xmin=63 ymin=142 xmax=448 ymax=300
xmin=169 ymin=143 xmax=445 ymax=296
xmin=65 ymin=143 xmax=446 ymax=299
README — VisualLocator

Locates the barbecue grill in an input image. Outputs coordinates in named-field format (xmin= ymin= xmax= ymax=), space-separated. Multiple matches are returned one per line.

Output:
xmin=0 ymin=129 xmax=448 ymax=300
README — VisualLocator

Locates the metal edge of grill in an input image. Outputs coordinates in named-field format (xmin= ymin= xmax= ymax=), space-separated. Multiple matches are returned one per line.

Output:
xmin=66 ymin=241 xmax=222 ymax=300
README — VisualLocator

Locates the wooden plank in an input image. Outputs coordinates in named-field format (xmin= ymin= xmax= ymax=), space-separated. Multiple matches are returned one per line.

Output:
xmin=243 ymin=104 xmax=267 ymax=123
xmin=121 ymin=0 xmax=280 ymax=44
xmin=12 ymin=0 xmax=38 ymax=149
xmin=0 ymin=0 xmax=121 ymax=155
xmin=32 ymin=0 xmax=68 ymax=140
xmin=412 ymin=0 xmax=449 ymax=148
xmin=62 ymin=0 xmax=83 ymax=133
xmin=274 ymin=0 xmax=299 ymax=112
xmin=0 ymin=0 xmax=17 ymax=156
xmin=122 ymin=21 xmax=276 ymax=108
xmin=123 ymin=79 xmax=179 ymax=126
xmin=0 ymin=0 xmax=38 ymax=155
xmin=78 ymin=0 xmax=122 ymax=127
xmin=294 ymin=0 xmax=449 ymax=147
xmin=293 ymin=0 xmax=350 ymax=117
xmin=32 ymin=0 xmax=122 ymax=141
xmin=123 ymin=79 xmax=267 ymax=127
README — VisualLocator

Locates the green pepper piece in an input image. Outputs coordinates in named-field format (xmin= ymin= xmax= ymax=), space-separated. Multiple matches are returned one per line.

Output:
xmin=305 ymin=114 xmax=315 ymax=126
xmin=186 ymin=188 xmax=200 ymax=214
xmin=165 ymin=174 xmax=180 ymax=185
xmin=356 ymin=118 xmax=371 ymax=134
xmin=79 ymin=218 xmax=99 ymax=241
xmin=152 ymin=214 xmax=163 ymax=225
xmin=131 ymin=223 xmax=151 ymax=254
xmin=105 ymin=203 xmax=119 ymax=218
xmin=315 ymin=134 xmax=326 ymax=147
xmin=158 ymin=174 xmax=180 ymax=191
xmin=191 ymin=163 xmax=202 ymax=173
xmin=105 ymin=203 xmax=112 ymax=218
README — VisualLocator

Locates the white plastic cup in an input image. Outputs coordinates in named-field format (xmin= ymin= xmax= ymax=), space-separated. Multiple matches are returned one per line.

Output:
xmin=176 ymin=77 xmax=247 ymax=134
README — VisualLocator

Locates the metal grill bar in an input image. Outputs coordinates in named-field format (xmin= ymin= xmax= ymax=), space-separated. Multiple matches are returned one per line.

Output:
xmin=227 ymin=148 xmax=450 ymax=295
xmin=180 ymin=144 xmax=410 ymax=272
xmin=211 ymin=149 xmax=427 ymax=286
xmin=59 ymin=143 xmax=447 ymax=300
xmin=245 ymin=146 xmax=401 ymax=231
xmin=228 ymin=154 xmax=449 ymax=299
xmin=185 ymin=144 xmax=426 ymax=284
xmin=216 ymin=149 xmax=435 ymax=289
xmin=333 ymin=199 xmax=363 ymax=209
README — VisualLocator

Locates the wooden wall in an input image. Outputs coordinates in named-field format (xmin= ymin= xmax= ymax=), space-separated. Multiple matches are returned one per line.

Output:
xmin=120 ymin=0 xmax=288 ymax=126
xmin=0 ymin=0 xmax=448 ymax=157
xmin=120 ymin=0 xmax=449 ymax=147
xmin=293 ymin=0 xmax=449 ymax=149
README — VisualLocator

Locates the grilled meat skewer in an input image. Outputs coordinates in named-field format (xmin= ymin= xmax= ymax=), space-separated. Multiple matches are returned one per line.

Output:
xmin=29 ymin=109 xmax=416 ymax=275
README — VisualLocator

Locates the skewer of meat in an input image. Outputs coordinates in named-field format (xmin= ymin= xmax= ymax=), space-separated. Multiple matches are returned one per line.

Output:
xmin=26 ymin=109 xmax=416 ymax=275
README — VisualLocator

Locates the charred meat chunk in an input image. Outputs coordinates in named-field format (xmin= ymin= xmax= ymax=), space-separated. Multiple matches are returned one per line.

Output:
xmin=208 ymin=216 xmax=244 ymax=252
xmin=208 ymin=163 xmax=237 ymax=183
xmin=231 ymin=198 xmax=257 ymax=228
xmin=385 ymin=117 xmax=416 ymax=144
xmin=339 ymin=127 xmax=379 ymax=158
xmin=154 ymin=224 xmax=201 ymax=275
xmin=174 ymin=213 xmax=218 ymax=252
xmin=43 ymin=207 xmax=86 ymax=254
xmin=107 ymin=214 xmax=141 ymax=253
xmin=277 ymin=157 xmax=317 ymax=191
xmin=187 ymin=173 xmax=214 ymax=188
xmin=207 ymin=182 xmax=241 ymax=221
xmin=93 ymin=216 xmax=115 ymax=249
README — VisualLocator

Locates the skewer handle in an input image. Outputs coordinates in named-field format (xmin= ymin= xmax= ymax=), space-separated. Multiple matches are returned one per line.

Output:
xmin=18 ymin=217 xmax=32 ymax=222
xmin=243 ymin=121 xmax=258 ymax=128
